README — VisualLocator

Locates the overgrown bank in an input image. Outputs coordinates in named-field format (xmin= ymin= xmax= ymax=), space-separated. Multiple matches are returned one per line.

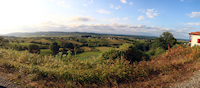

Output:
xmin=0 ymin=44 xmax=200 ymax=87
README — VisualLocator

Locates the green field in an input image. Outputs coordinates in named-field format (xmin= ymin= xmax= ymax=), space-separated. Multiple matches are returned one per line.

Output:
xmin=6 ymin=37 xmax=140 ymax=60
xmin=8 ymin=42 xmax=38 ymax=47
xmin=40 ymin=49 xmax=53 ymax=56
xmin=95 ymin=46 xmax=111 ymax=52
xmin=75 ymin=51 xmax=101 ymax=60
xmin=58 ymin=39 xmax=82 ymax=45
xmin=51 ymin=39 xmax=62 ymax=45
xmin=35 ymin=38 xmax=52 ymax=44
xmin=80 ymin=46 xmax=92 ymax=51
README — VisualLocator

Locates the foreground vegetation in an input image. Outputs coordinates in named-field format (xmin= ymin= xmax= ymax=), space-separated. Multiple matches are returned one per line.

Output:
xmin=1 ymin=43 xmax=200 ymax=87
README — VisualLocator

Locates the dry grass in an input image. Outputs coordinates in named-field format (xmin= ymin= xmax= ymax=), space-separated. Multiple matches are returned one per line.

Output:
xmin=80 ymin=46 xmax=92 ymax=51
xmin=35 ymin=38 xmax=52 ymax=44
xmin=1 ymin=44 xmax=200 ymax=87
xmin=58 ymin=39 xmax=82 ymax=45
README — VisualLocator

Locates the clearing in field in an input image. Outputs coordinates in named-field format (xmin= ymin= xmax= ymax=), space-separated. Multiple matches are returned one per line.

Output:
xmin=51 ymin=39 xmax=62 ymax=45
xmin=34 ymin=38 xmax=52 ymax=44
xmin=80 ymin=46 xmax=92 ymax=51
xmin=105 ymin=38 xmax=124 ymax=44
xmin=8 ymin=42 xmax=37 ymax=47
xmin=75 ymin=51 xmax=101 ymax=60
xmin=57 ymin=39 xmax=82 ymax=45
xmin=40 ymin=49 xmax=53 ymax=56
xmin=95 ymin=47 xmax=111 ymax=52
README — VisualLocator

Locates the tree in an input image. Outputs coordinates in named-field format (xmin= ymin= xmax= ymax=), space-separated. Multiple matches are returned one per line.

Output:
xmin=51 ymin=42 xmax=59 ymax=55
xmin=28 ymin=44 xmax=40 ymax=54
xmin=21 ymin=40 xmax=25 ymax=43
xmin=151 ymin=31 xmax=177 ymax=50
xmin=64 ymin=43 xmax=74 ymax=49
xmin=4 ymin=39 xmax=9 ymax=43
xmin=0 ymin=37 xmax=4 ymax=46
xmin=100 ymin=44 xmax=149 ymax=63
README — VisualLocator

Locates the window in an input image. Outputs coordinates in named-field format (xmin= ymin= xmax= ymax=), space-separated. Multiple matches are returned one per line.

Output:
xmin=197 ymin=39 xmax=200 ymax=43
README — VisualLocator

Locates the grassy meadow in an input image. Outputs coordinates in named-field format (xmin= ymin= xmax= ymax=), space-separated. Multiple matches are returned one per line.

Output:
xmin=6 ymin=37 xmax=127 ymax=61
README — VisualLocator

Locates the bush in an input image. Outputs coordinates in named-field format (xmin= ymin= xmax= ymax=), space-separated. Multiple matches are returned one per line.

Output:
xmin=100 ymin=43 xmax=149 ymax=63
xmin=28 ymin=44 xmax=40 ymax=54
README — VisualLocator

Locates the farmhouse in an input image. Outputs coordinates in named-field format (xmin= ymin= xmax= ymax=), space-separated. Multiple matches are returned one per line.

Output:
xmin=189 ymin=31 xmax=200 ymax=47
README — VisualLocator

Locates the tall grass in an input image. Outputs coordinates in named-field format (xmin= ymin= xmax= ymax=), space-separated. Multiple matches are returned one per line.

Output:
xmin=1 ymin=44 xmax=200 ymax=87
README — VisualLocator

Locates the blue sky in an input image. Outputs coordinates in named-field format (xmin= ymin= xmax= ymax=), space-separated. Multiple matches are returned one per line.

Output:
xmin=0 ymin=0 xmax=200 ymax=39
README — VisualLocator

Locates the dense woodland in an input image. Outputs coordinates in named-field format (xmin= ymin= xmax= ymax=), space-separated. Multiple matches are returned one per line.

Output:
xmin=0 ymin=31 xmax=193 ymax=87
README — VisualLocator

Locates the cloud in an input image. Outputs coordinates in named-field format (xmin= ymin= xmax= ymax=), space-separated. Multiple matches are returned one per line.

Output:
xmin=4 ymin=21 xmax=189 ymax=39
xmin=137 ymin=15 xmax=144 ymax=20
xmin=97 ymin=9 xmax=112 ymax=14
xmin=129 ymin=2 xmax=133 ymax=5
xmin=83 ymin=4 xmax=87 ymax=6
xmin=103 ymin=17 xmax=120 ymax=22
xmin=188 ymin=12 xmax=200 ymax=18
xmin=120 ymin=0 xmax=127 ymax=3
xmin=138 ymin=9 xmax=145 ymax=12
xmin=185 ymin=22 xmax=200 ymax=26
xmin=181 ymin=0 xmax=184 ymax=1
xmin=109 ymin=4 xmax=121 ymax=9
xmin=182 ymin=26 xmax=197 ymax=30
xmin=69 ymin=15 xmax=96 ymax=22
xmin=115 ymin=6 xmax=121 ymax=9
xmin=146 ymin=8 xmax=158 ymax=18
xmin=89 ymin=0 xmax=93 ymax=3
xmin=146 ymin=21 xmax=151 ymax=23
xmin=57 ymin=1 xmax=69 ymax=8
xmin=109 ymin=4 xmax=114 ymax=8
xmin=123 ymin=17 xmax=129 ymax=20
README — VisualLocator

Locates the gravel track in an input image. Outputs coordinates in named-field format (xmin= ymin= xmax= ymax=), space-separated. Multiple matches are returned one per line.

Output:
xmin=170 ymin=70 xmax=200 ymax=88
xmin=0 ymin=77 xmax=19 ymax=88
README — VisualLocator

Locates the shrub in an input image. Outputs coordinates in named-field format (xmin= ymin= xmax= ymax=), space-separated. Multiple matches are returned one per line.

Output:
xmin=28 ymin=44 xmax=40 ymax=54
xmin=100 ymin=43 xmax=149 ymax=63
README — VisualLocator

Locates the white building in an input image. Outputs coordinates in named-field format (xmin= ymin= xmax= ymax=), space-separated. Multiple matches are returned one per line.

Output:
xmin=189 ymin=32 xmax=200 ymax=47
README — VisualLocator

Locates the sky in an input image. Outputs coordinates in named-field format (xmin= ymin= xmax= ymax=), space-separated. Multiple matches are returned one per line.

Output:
xmin=0 ymin=0 xmax=200 ymax=39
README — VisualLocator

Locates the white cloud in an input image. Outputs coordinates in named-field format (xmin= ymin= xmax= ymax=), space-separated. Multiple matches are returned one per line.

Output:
xmin=120 ymin=0 xmax=127 ymax=3
xmin=129 ymin=2 xmax=133 ymax=5
xmin=57 ymin=1 xmax=69 ymax=8
xmin=109 ymin=4 xmax=114 ymax=8
xmin=137 ymin=15 xmax=144 ymax=20
xmin=138 ymin=9 xmax=145 ymax=12
xmin=89 ymin=0 xmax=93 ymax=3
xmin=146 ymin=21 xmax=151 ymax=23
xmin=115 ymin=6 xmax=121 ymax=9
xmin=50 ymin=0 xmax=55 ymax=2
xmin=109 ymin=4 xmax=121 ymax=9
xmin=185 ymin=22 xmax=200 ymax=26
xmin=97 ymin=9 xmax=112 ymax=14
xmin=83 ymin=4 xmax=87 ymax=6
xmin=3 ymin=21 xmax=188 ymax=39
xmin=188 ymin=12 xmax=200 ymax=18
xmin=69 ymin=15 xmax=96 ymax=22
xmin=146 ymin=8 xmax=158 ymax=18
xmin=123 ymin=17 xmax=129 ymax=20
xmin=103 ymin=17 xmax=120 ymax=22
xmin=181 ymin=0 xmax=184 ymax=1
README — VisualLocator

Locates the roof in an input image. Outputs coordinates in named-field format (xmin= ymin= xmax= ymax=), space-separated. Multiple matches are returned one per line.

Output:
xmin=189 ymin=31 xmax=200 ymax=35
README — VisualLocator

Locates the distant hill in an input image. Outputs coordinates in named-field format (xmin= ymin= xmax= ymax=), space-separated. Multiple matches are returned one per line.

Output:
xmin=5 ymin=31 xmax=157 ymax=39
xmin=2 ymin=31 xmax=189 ymax=41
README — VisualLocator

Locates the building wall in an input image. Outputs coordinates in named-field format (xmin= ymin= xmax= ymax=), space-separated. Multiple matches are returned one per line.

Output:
xmin=191 ymin=35 xmax=200 ymax=47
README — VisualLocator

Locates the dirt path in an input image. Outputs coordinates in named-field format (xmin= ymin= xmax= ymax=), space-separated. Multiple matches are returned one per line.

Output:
xmin=0 ymin=77 xmax=19 ymax=88
xmin=0 ymin=65 xmax=19 ymax=88
xmin=170 ymin=70 xmax=200 ymax=88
